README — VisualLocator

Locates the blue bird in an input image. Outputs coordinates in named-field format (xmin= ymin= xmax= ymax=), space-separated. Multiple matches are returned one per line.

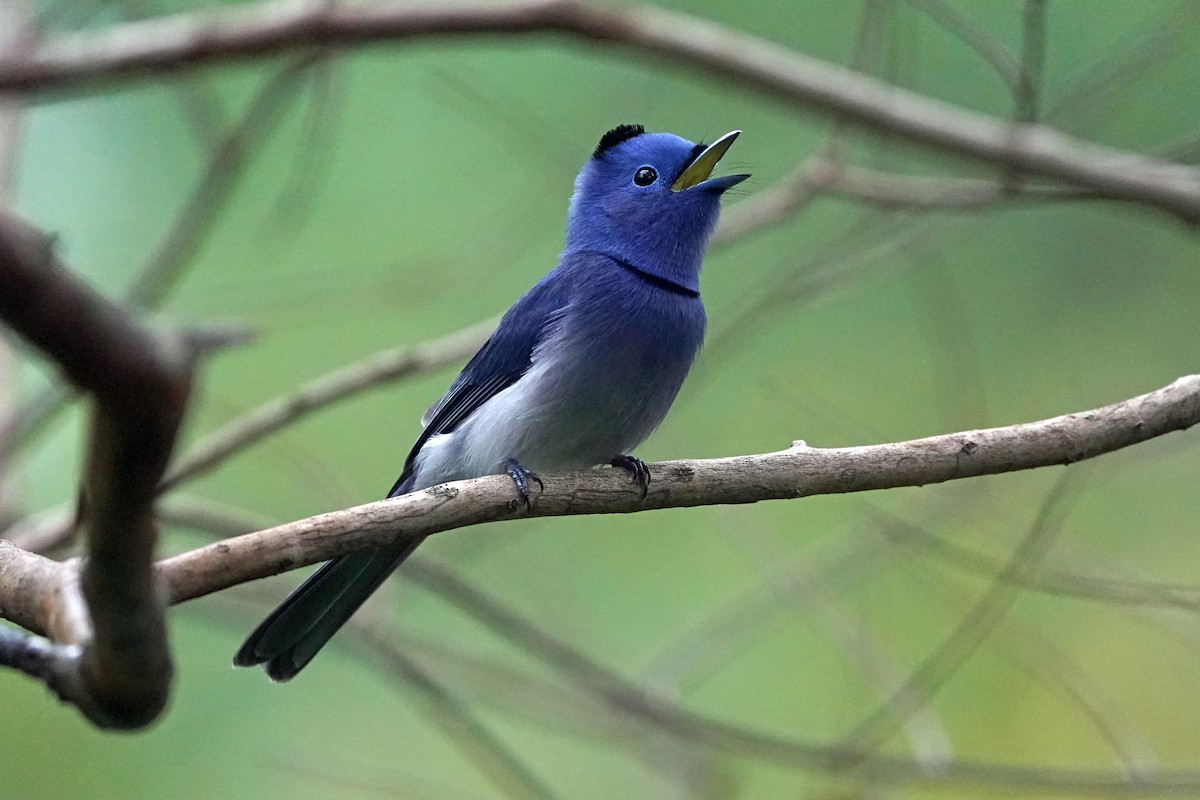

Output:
xmin=234 ymin=124 xmax=749 ymax=680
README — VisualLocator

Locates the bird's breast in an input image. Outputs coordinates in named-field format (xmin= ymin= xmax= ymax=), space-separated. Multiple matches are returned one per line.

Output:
xmin=452 ymin=274 xmax=705 ymax=477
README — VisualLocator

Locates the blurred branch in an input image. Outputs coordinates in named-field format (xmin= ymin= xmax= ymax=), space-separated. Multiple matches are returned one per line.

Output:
xmin=874 ymin=508 xmax=1200 ymax=612
xmin=0 ymin=54 xmax=314 ymax=481
xmin=386 ymin=557 xmax=1200 ymax=796
xmin=170 ymin=493 xmax=1199 ymax=794
xmin=899 ymin=0 xmax=1022 ymax=92
xmin=1016 ymin=0 xmax=1047 ymax=125
xmin=160 ymin=374 xmax=1199 ymax=605
xmin=127 ymin=52 xmax=321 ymax=308
xmin=0 ymin=209 xmax=195 ymax=729
xmin=350 ymin=612 xmax=562 ymax=800
xmin=162 ymin=317 xmax=497 ymax=492
xmin=840 ymin=473 xmax=1080 ymax=761
xmin=872 ymin=507 xmax=1160 ymax=778
xmin=0 ymin=0 xmax=33 ymax=528
xmin=5 ymin=1 xmax=1200 ymax=221
xmin=2 ymin=317 xmax=498 ymax=554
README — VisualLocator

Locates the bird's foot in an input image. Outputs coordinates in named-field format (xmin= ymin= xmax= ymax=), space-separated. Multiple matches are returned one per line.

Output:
xmin=611 ymin=454 xmax=651 ymax=499
xmin=504 ymin=458 xmax=544 ymax=510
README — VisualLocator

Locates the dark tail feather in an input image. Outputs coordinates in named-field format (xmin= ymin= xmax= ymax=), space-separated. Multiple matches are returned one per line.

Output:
xmin=233 ymin=536 xmax=424 ymax=681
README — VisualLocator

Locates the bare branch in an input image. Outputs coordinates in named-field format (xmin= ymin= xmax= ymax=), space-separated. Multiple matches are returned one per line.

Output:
xmin=162 ymin=317 xmax=497 ymax=492
xmin=160 ymin=374 xmax=1199 ymax=605
xmin=840 ymin=473 xmax=1082 ymax=760
xmin=374 ymin=558 xmax=1200 ymax=796
xmin=5 ymin=0 xmax=1200 ymax=220
xmin=126 ymin=52 xmax=321 ymax=308
xmin=349 ymin=614 xmax=562 ymax=800
xmin=0 ymin=209 xmax=194 ymax=729
xmin=899 ymin=0 xmax=1022 ymax=92
xmin=173 ymin=499 xmax=1200 ymax=795
xmin=0 ymin=539 xmax=70 ymax=636
xmin=0 ymin=55 xmax=311 ymax=476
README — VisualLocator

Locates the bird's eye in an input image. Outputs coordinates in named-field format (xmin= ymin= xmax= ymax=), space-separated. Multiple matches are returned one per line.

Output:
xmin=633 ymin=166 xmax=658 ymax=186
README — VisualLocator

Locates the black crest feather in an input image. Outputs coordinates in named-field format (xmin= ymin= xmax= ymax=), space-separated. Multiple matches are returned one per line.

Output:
xmin=593 ymin=124 xmax=645 ymax=159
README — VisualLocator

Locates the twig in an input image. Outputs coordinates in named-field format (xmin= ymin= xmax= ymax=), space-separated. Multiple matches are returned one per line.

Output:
xmin=1016 ymin=0 xmax=1047 ymax=125
xmin=5 ymin=0 xmax=1200 ymax=220
xmin=899 ymin=0 xmax=1022 ymax=92
xmin=872 ymin=508 xmax=1200 ymax=611
xmin=388 ymin=558 xmax=1200 ymax=796
xmin=839 ymin=473 xmax=1082 ymax=760
xmin=350 ymin=614 xmax=562 ymax=800
xmin=162 ymin=317 xmax=497 ymax=491
xmin=0 ymin=55 xmax=313 ymax=477
xmin=127 ymin=52 xmax=321 ymax=308
xmin=170 ymin=497 xmax=1196 ymax=794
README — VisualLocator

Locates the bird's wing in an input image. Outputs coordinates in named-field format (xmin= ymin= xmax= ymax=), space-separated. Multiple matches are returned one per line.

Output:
xmin=387 ymin=271 xmax=571 ymax=497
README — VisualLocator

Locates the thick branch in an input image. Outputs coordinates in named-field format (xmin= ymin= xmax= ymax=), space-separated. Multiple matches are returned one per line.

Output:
xmin=0 ymin=210 xmax=192 ymax=729
xmin=0 ymin=0 xmax=32 ymax=527
xmin=160 ymin=374 xmax=1199 ymax=605
xmin=0 ymin=540 xmax=70 ymax=637
xmin=4 ymin=1 xmax=1200 ymax=220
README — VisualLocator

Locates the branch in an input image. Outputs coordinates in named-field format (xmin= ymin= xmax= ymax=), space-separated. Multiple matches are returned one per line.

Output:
xmin=5 ymin=0 xmax=1200 ymax=220
xmin=0 ymin=0 xmax=33 ymax=528
xmin=0 ymin=53 xmax=313 ymax=474
xmin=160 ymin=374 xmax=1200 ymax=605
xmin=161 ymin=317 xmax=497 ymax=492
xmin=0 ymin=209 xmax=194 ymax=729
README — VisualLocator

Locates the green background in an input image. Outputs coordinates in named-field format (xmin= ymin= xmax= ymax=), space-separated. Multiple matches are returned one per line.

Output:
xmin=3 ymin=1 xmax=1199 ymax=797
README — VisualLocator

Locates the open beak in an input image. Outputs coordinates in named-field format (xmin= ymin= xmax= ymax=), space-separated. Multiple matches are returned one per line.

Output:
xmin=670 ymin=130 xmax=750 ymax=192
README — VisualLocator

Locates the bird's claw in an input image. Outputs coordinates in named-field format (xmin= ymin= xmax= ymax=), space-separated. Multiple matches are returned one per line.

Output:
xmin=504 ymin=458 xmax=543 ymax=510
xmin=611 ymin=455 xmax=651 ymax=499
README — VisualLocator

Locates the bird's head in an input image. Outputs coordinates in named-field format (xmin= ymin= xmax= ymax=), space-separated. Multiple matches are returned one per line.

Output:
xmin=565 ymin=125 xmax=749 ymax=293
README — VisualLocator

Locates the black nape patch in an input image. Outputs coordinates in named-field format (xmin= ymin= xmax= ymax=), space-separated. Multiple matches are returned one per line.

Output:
xmin=593 ymin=124 xmax=645 ymax=159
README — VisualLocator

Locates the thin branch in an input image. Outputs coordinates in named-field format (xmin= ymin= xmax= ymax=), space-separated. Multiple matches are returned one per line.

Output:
xmin=161 ymin=317 xmax=497 ymax=491
xmin=126 ymin=52 xmax=321 ymax=308
xmin=0 ymin=54 xmax=312 ymax=475
xmin=1046 ymin=2 xmax=1197 ymax=125
xmin=1016 ymin=0 xmax=1048 ymax=125
xmin=173 ymin=497 xmax=1199 ymax=795
xmin=873 ymin=508 xmax=1200 ymax=612
xmin=710 ymin=158 xmax=825 ymax=242
xmin=0 ymin=209 xmax=194 ymax=729
xmin=158 ymin=374 xmax=1200 ymax=605
xmin=839 ymin=473 xmax=1082 ymax=760
xmin=390 ymin=559 xmax=1200 ymax=796
xmin=899 ymin=0 xmax=1022 ymax=92
xmin=822 ymin=162 xmax=1090 ymax=210
xmin=350 ymin=614 xmax=562 ymax=800
xmin=5 ymin=0 xmax=1200 ymax=220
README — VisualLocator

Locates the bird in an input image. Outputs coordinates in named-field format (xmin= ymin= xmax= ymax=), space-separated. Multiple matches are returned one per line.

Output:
xmin=234 ymin=124 xmax=749 ymax=681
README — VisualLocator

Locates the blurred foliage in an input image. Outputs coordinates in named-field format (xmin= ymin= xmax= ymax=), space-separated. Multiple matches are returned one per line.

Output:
xmin=3 ymin=0 xmax=1200 ymax=798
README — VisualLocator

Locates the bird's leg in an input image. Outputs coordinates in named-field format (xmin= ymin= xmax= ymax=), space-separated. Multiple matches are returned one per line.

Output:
xmin=504 ymin=458 xmax=544 ymax=510
xmin=611 ymin=455 xmax=651 ymax=499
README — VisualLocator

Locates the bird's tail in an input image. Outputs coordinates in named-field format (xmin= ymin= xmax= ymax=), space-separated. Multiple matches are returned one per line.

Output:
xmin=233 ymin=539 xmax=424 ymax=681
